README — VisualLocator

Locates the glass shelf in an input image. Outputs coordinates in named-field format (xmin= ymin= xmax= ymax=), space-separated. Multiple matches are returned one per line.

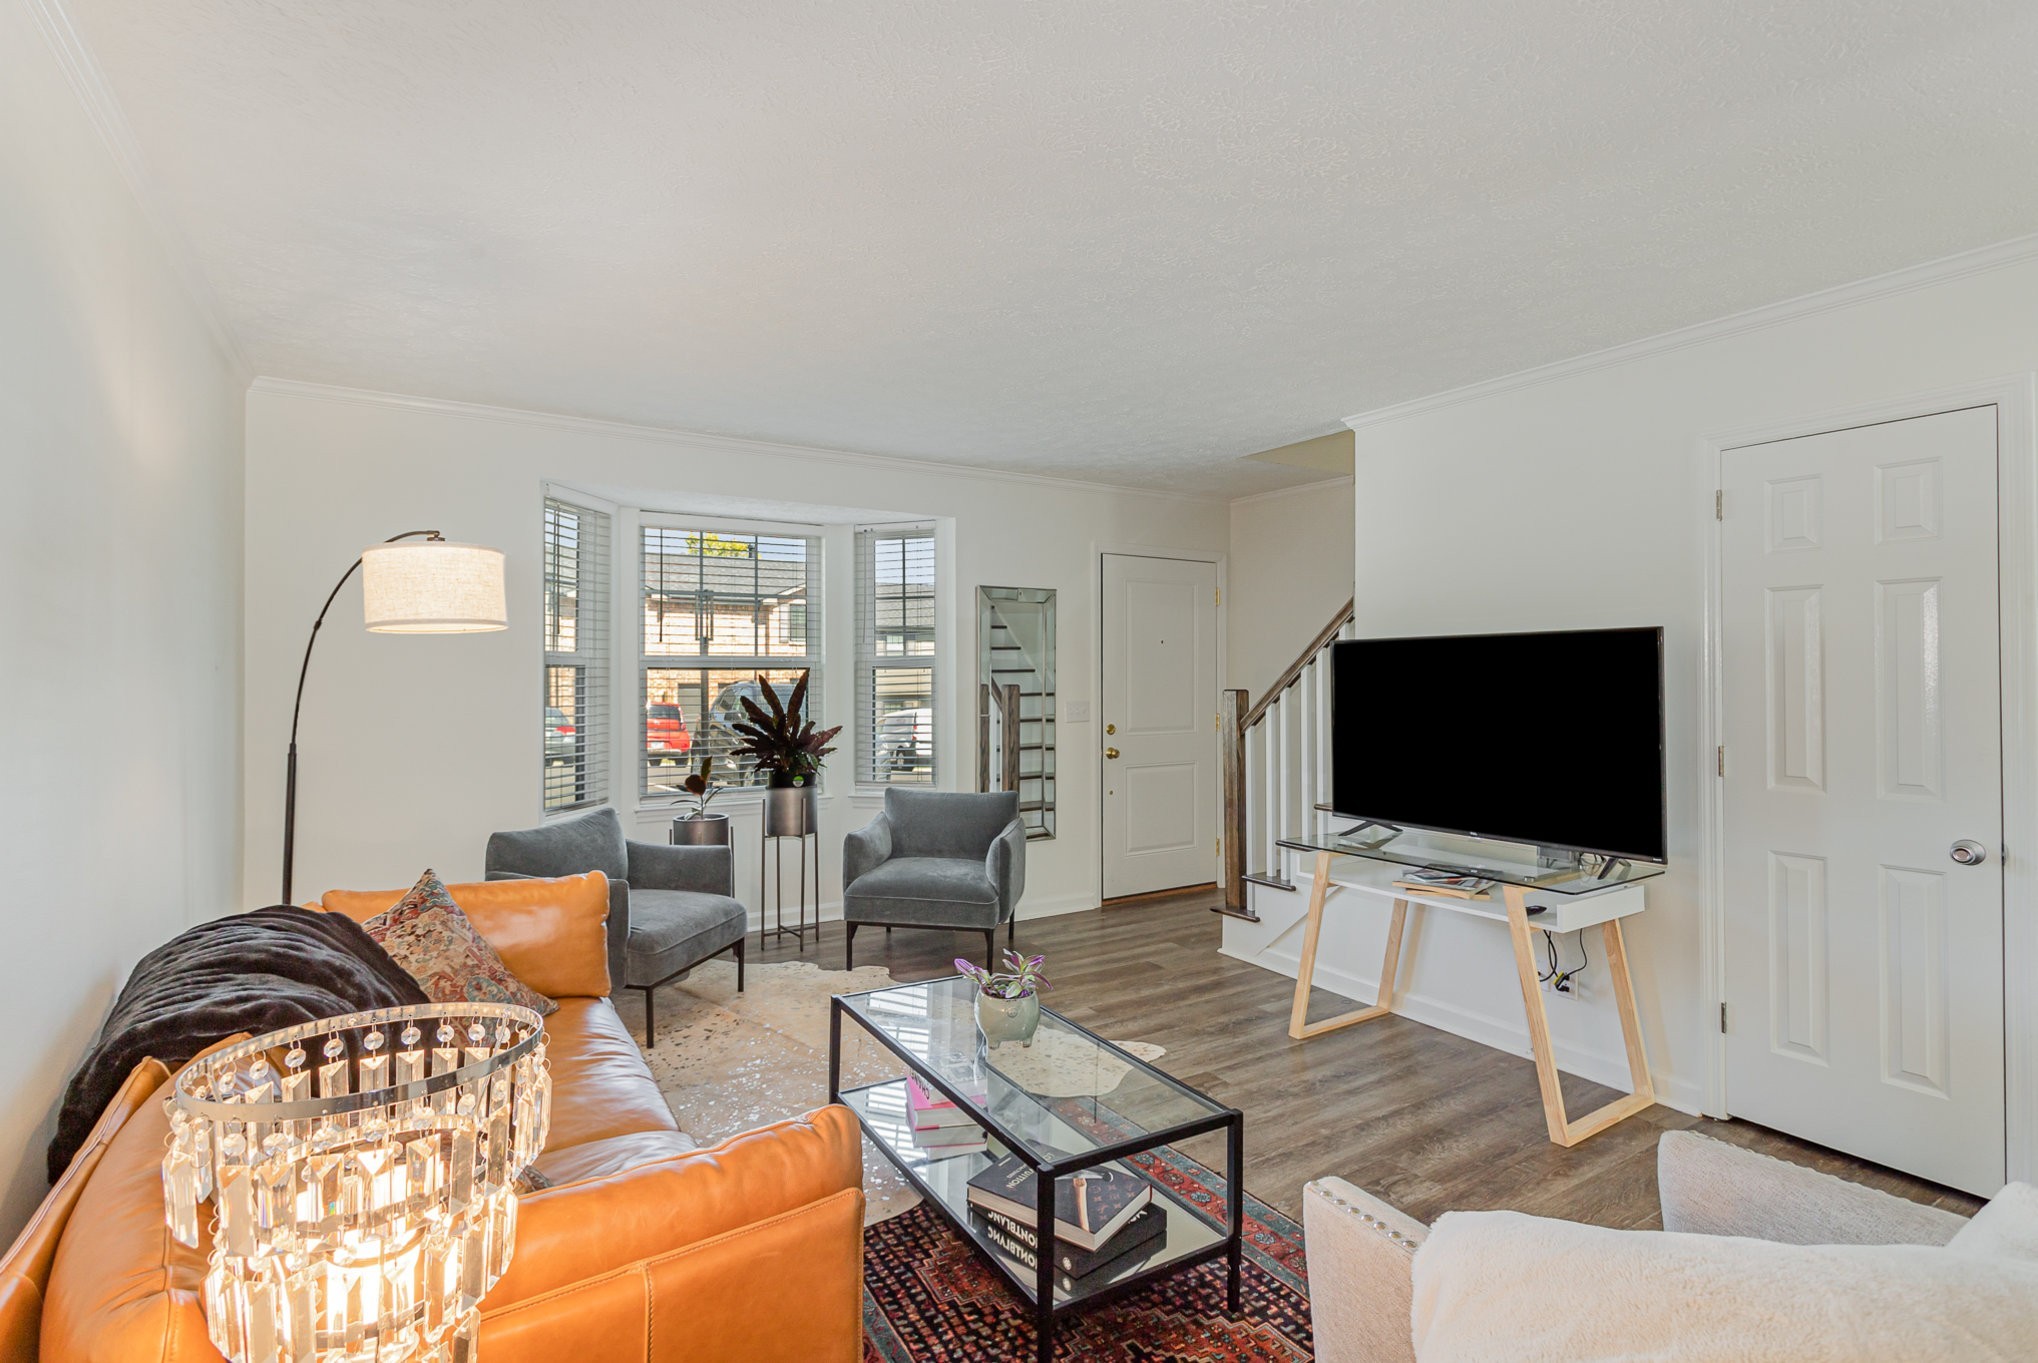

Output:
xmin=1277 ymin=827 xmax=1667 ymax=895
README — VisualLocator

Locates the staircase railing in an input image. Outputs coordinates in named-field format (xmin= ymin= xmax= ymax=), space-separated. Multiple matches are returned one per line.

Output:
xmin=1218 ymin=597 xmax=1356 ymax=919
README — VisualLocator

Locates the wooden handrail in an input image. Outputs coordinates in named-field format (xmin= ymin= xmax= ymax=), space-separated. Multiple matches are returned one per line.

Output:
xmin=1239 ymin=596 xmax=1355 ymax=731
xmin=1219 ymin=595 xmax=1356 ymax=916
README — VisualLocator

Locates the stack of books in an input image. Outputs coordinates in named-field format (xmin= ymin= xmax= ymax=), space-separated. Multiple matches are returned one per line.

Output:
xmin=904 ymin=1075 xmax=988 ymax=1159
xmin=965 ymin=1149 xmax=1162 ymax=1294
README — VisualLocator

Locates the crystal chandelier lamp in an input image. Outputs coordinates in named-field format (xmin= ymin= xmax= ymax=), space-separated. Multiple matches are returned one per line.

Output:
xmin=162 ymin=1004 xmax=553 ymax=1363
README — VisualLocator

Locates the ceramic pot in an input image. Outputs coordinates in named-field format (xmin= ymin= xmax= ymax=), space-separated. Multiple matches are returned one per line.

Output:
xmin=975 ymin=991 xmax=1041 ymax=1049
xmin=669 ymin=812 xmax=731 ymax=846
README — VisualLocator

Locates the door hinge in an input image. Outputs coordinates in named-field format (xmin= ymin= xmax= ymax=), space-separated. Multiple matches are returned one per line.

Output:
xmin=1215 ymin=712 xmax=1221 ymax=732
xmin=1215 ymin=588 xmax=1222 ymax=607
xmin=1715 ymin=489 xmax=1723 ymax=520
xmin=1719 ymin=1002 xmax=1729 ymax=1034
xmin=1717 ymin=745 xmax=1725 ymax=776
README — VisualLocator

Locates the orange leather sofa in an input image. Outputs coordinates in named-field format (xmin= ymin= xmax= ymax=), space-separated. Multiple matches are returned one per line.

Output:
xmin=1 ymin=872 xmax=865 ymax=1363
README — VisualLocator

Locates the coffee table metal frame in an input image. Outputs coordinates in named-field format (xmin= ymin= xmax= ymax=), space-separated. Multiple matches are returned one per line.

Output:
xmin=829 ymin=977 xmax=1245 ymax=1363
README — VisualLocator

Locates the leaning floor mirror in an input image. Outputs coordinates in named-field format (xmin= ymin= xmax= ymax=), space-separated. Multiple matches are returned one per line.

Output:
xmin=976 ymin=586 xmax=1055 ymax=839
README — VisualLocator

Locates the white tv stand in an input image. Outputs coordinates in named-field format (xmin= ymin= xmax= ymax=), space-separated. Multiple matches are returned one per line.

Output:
xmin=1277 ymin=834 xmax=1662 ymax=1148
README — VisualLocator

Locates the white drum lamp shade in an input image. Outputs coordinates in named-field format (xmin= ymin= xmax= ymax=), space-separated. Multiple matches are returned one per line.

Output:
xmin=361 ymin=541 xmax=508 ymax=634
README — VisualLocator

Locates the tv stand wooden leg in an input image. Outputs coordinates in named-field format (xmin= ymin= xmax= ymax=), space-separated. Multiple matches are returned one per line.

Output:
xmin=1289 ymin=852 xmax=1408 ymax=1040
xmin=1503 ymin=886 xmax=1655 ymax=1146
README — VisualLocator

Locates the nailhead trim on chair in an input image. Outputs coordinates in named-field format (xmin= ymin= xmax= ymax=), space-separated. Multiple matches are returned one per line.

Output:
xmin=1313 ymin=1186 xmax=1422 ymax=1253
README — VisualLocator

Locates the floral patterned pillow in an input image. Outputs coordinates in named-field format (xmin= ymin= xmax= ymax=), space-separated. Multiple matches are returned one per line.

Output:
xmin=364 ymin=869 xmax=557 ymax=1017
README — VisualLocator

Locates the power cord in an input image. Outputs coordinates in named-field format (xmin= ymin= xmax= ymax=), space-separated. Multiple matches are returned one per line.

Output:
xmin=1537 ymin=929 xmax=1592 ymax=993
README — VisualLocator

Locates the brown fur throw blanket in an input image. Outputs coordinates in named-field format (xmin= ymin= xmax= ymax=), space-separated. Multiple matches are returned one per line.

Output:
xmin=48 ymin=905 xmax=428 ymax=1180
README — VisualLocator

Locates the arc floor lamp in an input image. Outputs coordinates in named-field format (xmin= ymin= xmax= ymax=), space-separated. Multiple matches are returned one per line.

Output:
xmin=281 ymin=530 xmax=507 ymax=902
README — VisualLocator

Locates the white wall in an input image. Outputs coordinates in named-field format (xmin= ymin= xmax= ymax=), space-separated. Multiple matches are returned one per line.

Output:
xmin=0 ymin=3 xmax=245 ymax=1237
xmin=1225 ymin=243 xmax=2038 ymax=1117
xmin=1226 ymin=478 xmax=1354 ymax=700
xmin=242 ymin=382 xmax=1228 ymax=922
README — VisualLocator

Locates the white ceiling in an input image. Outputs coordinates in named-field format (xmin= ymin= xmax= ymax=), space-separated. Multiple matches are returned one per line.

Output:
xmin=65 ymin=1 xmax=2038 ymax=496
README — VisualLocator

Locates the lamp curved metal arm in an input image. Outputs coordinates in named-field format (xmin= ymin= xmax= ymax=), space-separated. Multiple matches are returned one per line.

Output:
xmin=280 ymin=530 xmax=442 ymax=904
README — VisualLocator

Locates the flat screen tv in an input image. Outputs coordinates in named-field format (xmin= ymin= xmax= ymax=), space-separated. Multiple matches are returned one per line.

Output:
xmin=1329 ymin=627 xmax=1667 ymax=863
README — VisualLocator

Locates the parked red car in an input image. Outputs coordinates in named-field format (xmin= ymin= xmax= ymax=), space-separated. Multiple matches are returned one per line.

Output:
xmin=645 ymin=702 xmax=692 ymax=756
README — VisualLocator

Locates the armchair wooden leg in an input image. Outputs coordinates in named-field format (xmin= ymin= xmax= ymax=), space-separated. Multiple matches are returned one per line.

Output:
xmin=982 ymin=929 xmax=995 ymax=965
xmin=846 ymin=922 xmax=859 ymax=970
xmin=1007 ymin=919 xmax=1016 ymax=946
xmin=732 ymin=936 xmax=746 ymax=993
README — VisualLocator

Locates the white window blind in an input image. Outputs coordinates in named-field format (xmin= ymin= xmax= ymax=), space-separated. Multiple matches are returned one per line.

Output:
xmin=855 ymin=525 xmax=936 ymax=785
xmin=542 ymin=497 xmax=612 ymax=812
xmin=640 ymin=524 xmax=821 ymax=795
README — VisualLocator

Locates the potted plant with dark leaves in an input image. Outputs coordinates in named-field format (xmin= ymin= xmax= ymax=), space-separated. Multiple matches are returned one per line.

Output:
xmin=956 ymin=950 xmax=1051 ymax=1048
xmin=669 ymin=755 xmax=731 ymax=846
xmin=729 ymin=672 xmax=842 ymax=837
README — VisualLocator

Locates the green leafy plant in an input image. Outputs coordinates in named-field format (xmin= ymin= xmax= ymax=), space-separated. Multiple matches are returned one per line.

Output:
xmin=729 ymin=672 xmax=841 ymax=784
xmin=956 ymin=950 xmax=1052 ymax=1000
xmin=677 ymin=755 xmax=723 ymax=819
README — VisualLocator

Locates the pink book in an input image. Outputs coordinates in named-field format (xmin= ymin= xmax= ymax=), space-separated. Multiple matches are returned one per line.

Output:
xmin=907 ymin=1075 xmax=986 ymax=1129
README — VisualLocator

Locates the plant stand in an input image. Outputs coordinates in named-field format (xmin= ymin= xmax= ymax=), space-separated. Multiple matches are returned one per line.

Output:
xmin=761 ymin=786 xmax=819 ymax=950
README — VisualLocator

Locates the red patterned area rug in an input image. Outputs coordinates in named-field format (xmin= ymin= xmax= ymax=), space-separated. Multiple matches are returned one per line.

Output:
xmin=861 ymin=1143 xmax=1312 ymax=1361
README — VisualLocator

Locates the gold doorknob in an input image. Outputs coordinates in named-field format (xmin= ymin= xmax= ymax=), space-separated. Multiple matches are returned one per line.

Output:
xmin=1104 ymin=746 xmax=1120 ymax=759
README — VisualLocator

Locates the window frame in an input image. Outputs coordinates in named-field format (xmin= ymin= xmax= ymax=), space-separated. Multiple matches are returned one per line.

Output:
xmin=854 ymin=522 xmax=939 ymax=788
xmin=541 ymin=493 xmax=614 ymax=816
xmin=636 ymin=512 xmax=825 ymax=801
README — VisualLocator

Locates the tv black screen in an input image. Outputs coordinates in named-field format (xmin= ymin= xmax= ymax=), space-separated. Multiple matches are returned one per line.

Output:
xmin=1329 ymin=627 xmax=1667 ymax=863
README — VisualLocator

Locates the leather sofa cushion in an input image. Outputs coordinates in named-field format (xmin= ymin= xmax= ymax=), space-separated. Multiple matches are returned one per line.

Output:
xmin=540 ymin=998 xmax=680 ymax=1152
xmin=37 ymin=1000 xmax=677 ymax=1362
xmin=844 ymin=856 xmax=1000 ymax=927
xmin=0 ymin=1058 xmax=168 ymax=1363
xmin=626 ymin=889 xmax=746 ymax=986
xmin=531 ymin=1130 xmax=698 ymax=1187
xmin=320 ymin=871 xmax=610 ymax=999
xmin=39 ymin=1067 xmax=214 ymax=1363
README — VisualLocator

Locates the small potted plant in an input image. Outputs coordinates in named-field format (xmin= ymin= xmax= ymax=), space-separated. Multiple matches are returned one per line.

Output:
xmin=956 ymin=950 xmax=1051 ymax=1048
xmin=668 ymin=755 xmax=730 ymax=846
xmin=730 ymin=672 xmax=842 ymax=836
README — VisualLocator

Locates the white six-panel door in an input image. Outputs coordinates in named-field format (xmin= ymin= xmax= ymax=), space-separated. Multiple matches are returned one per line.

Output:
xmin=1101 ymin=554 xmax=1218 ymax=899
xmin=1720 ymin=404 xmax=2006 ymax=1195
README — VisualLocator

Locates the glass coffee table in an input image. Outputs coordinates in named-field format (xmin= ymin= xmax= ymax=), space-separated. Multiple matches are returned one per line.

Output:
xmin=830 ymin=976 xmax=1244 ymax=1363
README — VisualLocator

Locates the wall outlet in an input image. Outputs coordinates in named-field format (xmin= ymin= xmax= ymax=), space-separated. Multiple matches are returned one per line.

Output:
xmin=1065 ymin=699 xmax=1090 ymax=723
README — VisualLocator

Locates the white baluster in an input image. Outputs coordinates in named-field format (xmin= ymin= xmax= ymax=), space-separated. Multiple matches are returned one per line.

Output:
xmin=1276 ymin=693 xmax=1292 ymax=875
xmin=1262 ymin=706 xmax=1280 ymax=880
xmin=1313 ymin=649 xmax=1332 ymax=834
xmin=1300 ymin=663 xmax=1316 ymax=844
xmin=1244 ymin=720 xmax=1262 ymax=877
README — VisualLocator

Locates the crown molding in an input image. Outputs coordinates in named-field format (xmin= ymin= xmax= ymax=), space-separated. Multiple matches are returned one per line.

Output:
xmin=1344 ymin=232 xmax=2038 ymax=435
xmin=246 ymin=376 xmax=1228 ymax=505
xmin=27 ymin=0 xmax=251 ymax=382
xmin=1227 ymin=475 xmax=1353 ymax=508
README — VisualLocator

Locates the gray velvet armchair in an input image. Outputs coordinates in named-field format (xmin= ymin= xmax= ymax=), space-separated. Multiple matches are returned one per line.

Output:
xmin=484 ymin=806 xmax=746 ymax=1044
xmin=842 ymin=789 xmax=1026 ymax=967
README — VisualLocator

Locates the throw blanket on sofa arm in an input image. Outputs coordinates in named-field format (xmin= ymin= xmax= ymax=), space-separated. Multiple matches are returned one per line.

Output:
xmin=48 ymin=905 xmax=429 ymax=1180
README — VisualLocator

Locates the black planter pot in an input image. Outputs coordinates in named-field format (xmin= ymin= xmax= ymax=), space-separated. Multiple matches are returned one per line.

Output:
xmin=763 ymin=784 xmax=818 ymax=837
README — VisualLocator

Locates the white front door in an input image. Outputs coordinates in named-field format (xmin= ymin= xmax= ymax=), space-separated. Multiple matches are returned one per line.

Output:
xmin=1101 ymin=554 xmax=1219 ymax=899
xmin=1721 ymin=404 xmax=2006 ymax=1195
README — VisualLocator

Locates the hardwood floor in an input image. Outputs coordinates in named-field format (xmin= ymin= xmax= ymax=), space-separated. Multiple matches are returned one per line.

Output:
xmin=758 ymin=888 xmax=1984 ymax=1228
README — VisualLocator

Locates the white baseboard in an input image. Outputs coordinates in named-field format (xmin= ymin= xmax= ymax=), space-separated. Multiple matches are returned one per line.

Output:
xmin=1220 ymin=925 xmax=1702 ymax=1118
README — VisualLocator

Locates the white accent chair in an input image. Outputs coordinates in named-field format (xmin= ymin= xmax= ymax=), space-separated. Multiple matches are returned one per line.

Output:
xmin=1303 ymin=1130 xmax=2006 ymax=1363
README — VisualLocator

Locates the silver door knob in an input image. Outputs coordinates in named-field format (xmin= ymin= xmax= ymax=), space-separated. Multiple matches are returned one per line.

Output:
xmin=1950 ymin=840 xmax=1989 ymax=866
